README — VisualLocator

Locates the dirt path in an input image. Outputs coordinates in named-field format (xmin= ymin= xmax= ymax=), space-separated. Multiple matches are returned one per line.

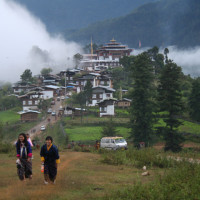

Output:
xmin=27 ymin=99 xmax=62 ymax=138
xmin=0 ymin=151 xmax=83 ymax=200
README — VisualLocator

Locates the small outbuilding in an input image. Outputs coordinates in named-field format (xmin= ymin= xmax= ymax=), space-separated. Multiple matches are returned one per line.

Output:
xmin=18 ymin=110 xmax=41 ymax=122
xmin=97 ymin=98 xmax=117 ymax=117
xmin=116 ymin=98 xmax=132 ymax=108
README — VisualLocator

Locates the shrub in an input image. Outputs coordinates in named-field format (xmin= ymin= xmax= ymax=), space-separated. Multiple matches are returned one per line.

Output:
xmin=0 ymin=143 xmax=15 ymax=154
xmin=101 ymin=148 xmax=178 ymax=168
xmin=101 ymin=162 xmax=200 ymax=200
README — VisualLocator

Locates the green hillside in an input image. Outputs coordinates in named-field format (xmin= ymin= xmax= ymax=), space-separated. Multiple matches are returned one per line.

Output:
xmin=13 ymin=0 xmax=156 ymax=32
xmin=66 ymin=0 xmax=200 ymax=48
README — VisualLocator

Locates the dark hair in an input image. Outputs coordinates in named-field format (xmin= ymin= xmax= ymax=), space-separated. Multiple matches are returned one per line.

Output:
xmin=17 ymin=133 xmax=29 ymax=148
xmin=46 ymin=136 xmax=53 ymax=142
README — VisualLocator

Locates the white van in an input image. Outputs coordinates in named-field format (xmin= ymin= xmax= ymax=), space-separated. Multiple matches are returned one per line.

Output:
xmin=100 ymin=137 xmax=128 ymax=150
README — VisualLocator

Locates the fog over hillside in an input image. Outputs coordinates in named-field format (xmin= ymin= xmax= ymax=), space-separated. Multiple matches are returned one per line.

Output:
xmin=134 ymin=46 xmax=200 ymax=77
xmin=1 ymin=0 xmax=200 ymax=83
xmin=0 ymin=0 xmax=82 ymax=83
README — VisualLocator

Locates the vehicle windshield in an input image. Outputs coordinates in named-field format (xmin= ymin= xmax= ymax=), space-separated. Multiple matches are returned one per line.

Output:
xmin=115 ymin=138 xmax=126 ymax=143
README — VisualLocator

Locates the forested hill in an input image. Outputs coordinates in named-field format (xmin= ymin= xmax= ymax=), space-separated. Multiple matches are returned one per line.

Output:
xmin=65 ymin=0 xmax=200 ymax=48
xmin=13 ymin=0 xmax=156 ymax=32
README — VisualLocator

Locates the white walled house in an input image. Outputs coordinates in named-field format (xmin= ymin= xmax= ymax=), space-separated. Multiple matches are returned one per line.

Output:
xmin=41 ymin=85 xmax=60 ymax=99
xmin=97 ymin=98 xmax=117 ymax=117
xmin=18 ymin=91 xmax=43 ymax=111
xmin=90 ymin=86 xmax=115 ymax=106
xmin=41 ymin=90 xmax=54 ymax=100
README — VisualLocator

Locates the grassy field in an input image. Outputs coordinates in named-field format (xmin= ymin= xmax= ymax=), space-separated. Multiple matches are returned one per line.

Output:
xmin=2 ymin=121 xmax=39 ymax=142
xmin=155 ymin=118 xmax=200 ymax=135
xmin=1 ymin=148 xmax=200 ymax=200
xmin=65 ymin=126 xmax=130 ymax=142
xmin=0 ymin=150 xmax=155 ymax=200
xmin=0 ymin=109 xmax=20 ymax=124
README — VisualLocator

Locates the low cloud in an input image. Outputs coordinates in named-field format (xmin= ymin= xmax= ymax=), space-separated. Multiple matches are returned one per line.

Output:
xmin=167 ymin=46 xmax=200 ymax=77
xmin=0 ymin=0 xmax=82 ymax=83
xmin=134 ymin=46 xmax=200 ymax=77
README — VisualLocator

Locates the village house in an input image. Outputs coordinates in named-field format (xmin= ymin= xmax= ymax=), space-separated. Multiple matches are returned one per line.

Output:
xmin=18 ymin=110 xmax=41 ymax=122
xmin=64 ymin=106 xmax=87 ymax=117
xmin=60 ymin=83 xmax=80 ymax=96
xmin=42 ymin=74 xmax=61 ymax=85
xmin=90 ymin=86 xmax=115 ymax=106
xmin=59 ymin=69 xmax=78 ymax=84
xmin=97 ymin=98 xmax=117 ymax=117
xmin=41 ymin=85 xmax=60 ymax=99
xmin=12 ymin=82 xmax=37 ymax=95
xmin=18 ymin=91 xmax=43 ymax=111
xmin=74 ymin=73 xmax=113 ymax=92
xmin=116 ymin=98 xmax=132 ymax=108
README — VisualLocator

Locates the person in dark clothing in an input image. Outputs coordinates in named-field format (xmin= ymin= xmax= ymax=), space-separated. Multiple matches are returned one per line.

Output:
xmin=16 ymin=133 xmax=32 ymax=181
xmin=40 ymin=136 xmax=60 ymax=184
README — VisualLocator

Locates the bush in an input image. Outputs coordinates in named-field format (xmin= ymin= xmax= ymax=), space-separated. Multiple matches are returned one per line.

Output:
xmin=101 ymin=148 xmax=178 ymax=168
xmin=101 ymin=162 xmax=200 ymax=200
xmin=0 ymin=143 xmax=15 ymax=154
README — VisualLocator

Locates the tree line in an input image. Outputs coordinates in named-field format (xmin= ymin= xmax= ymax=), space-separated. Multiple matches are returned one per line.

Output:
xmin=121 ymin=47 xmax=200 ymax=152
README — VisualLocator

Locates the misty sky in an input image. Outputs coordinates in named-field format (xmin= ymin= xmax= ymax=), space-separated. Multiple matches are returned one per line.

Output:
xmin=0 ymin=0 xmax=82 ymax=83
xmin=0 ymin=0 xmax=200 ymax=84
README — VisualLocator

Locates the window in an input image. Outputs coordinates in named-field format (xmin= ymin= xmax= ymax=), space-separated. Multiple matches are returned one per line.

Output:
xmin=101 ymin=107 xmax=107 ymax=112
xmin=28 ymin=101 xmax=32 ymax=105
xmin=35 ymin=100 xmax=38 ymax=105
xmin=99 ymin=94 xmax=103 ymax=98
xmin=93 ymin=94 xmax=96 ymax=98
xmin=106 ymin=94 xmax=110 ymax=98
xmin=70 ymin=77 xmax=73 ymax=80
xmin=23 ymin=101 xmax=26 ymax=105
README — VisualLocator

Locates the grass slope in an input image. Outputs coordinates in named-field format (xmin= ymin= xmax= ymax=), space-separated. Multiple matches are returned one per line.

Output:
xmin=65 ymin=126 xmax=130 ymax=142
xmin=0 ymin=110 xmax=20 ymax=124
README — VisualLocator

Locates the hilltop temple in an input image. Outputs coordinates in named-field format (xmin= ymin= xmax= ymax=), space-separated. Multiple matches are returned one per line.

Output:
xmin=81 ymin=38 xmax=133 ymax=71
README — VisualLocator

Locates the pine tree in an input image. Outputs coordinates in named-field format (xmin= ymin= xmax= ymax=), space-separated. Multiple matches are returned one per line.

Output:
xmin=189 ymin=78 xmax=200 ymax=122
xmin=84 ymin=80 xmax=93 ymax=105
xmin=158 ymin=60 xmax=184 ymax=152
xmin=101 ymin=118 xmax=118 ymax=137
xmin=130 ymin=53 xmax=156 ymax=147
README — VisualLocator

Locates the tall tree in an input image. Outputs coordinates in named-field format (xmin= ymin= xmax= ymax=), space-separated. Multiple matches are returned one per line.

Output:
xmin=101 ymin=118 xmax=118 ymax=137
xmin=130 ymin=52 xmax=156 ymax=147
xmin=20 ymin=69 xmax=33 ymax=83
xmin=41 ymin=68 xmax=52 ymax=76
xmin=84 ymin=80 xmax=93 ymax=105
xmin=158 ymin=60 xmax=184 ymax=152
xmin=73 ymin=53 xmax=83 ymax=68
xmin=189 ymin=77 xmax=200 ymax=122
xmin=147 ymin=46 xmax=164 ymax=74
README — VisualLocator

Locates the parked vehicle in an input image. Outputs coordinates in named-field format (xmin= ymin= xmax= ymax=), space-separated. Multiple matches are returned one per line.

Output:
xmin=57 ymin=97 xmax=60 ymax=101
xmin=51 ymin=100 xmax=55 ymax=105
xmin=40 ymin=125 xmax=46 ymax=131
xmin=51 ymin=111 xmax=56 ymax=116
xmin=100 ymin=137 xmax=128 ymax=150
xmin=47 ymin=108 xmax=52 ymax=114
xmin=61 ymin=96 xmax=65 ymax=100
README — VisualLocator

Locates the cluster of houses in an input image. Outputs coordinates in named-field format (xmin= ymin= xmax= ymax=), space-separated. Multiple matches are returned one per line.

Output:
xmin=14 ymin=39 xmax=132 ymax=120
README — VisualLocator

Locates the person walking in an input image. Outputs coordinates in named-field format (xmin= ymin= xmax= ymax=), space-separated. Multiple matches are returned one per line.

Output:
xmin=40 ymin=136 xmax=60 ymax=184
xmin=26 ymin=133 xmax=34 ymax=147
xmin=16 ymin=133 xmax=32 ymax=181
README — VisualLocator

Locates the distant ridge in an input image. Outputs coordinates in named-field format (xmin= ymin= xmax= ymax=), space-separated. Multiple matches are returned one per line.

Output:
xmin=13 ymin=0 xmax=156 ymax=32
xmin=65 ymin=0 xmax=200 ymax=48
